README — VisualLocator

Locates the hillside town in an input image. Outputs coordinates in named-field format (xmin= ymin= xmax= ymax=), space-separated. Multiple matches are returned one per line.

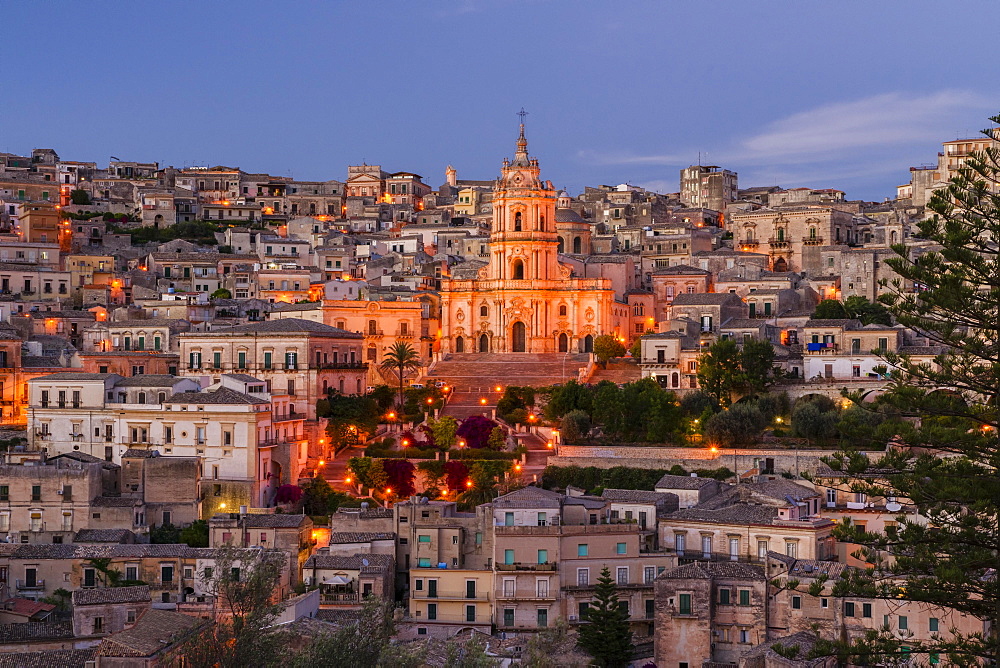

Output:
xmin=0 ymin=122 xmax=993 ymax=667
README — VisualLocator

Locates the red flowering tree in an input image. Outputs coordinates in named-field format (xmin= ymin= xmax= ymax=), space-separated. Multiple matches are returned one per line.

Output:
xmin=457 ymin=415 xmax=498 ymax=449
xmin=444 ymin=460 xmax=470 ymax=492
xmin=381 ymin=459 xmax=416 ymax=498
xmin=274 ymin=484 xmax=302 ymax=504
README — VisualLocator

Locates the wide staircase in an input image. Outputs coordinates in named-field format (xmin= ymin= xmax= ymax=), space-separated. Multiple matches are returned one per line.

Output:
xmin=428 ymin=353 xmax=591 ymax=420
xmin=586 ymin=358 xmax=642 ymax=385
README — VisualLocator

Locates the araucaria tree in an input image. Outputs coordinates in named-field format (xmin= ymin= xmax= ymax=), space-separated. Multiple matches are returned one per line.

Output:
xmin=576 ymin=566 xmax=633 ymax=667
xmin=821 ymin=116 xmax=1000 ymax=665
xmin=378 ymin=341 xmax=422 ymax=410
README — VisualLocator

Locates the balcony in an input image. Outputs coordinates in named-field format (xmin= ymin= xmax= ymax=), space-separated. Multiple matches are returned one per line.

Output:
xmin=497 ymin=590 xmax=556 ymax=601
xmin=805 ymin=343 xmax=839 ymax=354
xmin=411 ymin=590 xmax=490 ymax=602
xmin=321 ymin=593 xmax=360 ymax=604
xmin=16 ymin=579 xmax=45 ymax=590
xmin=317 ymin=362 xmax=367 ymax=370
xmin=768 ymin=238 xmax=790 ymax=250
xmin=738 ymin=240 xmax=759 ymax=250
xmin=802 ymin=236 xmax=824 ymax=246
xmin=494 ymin=561 xmax=557 ymax=572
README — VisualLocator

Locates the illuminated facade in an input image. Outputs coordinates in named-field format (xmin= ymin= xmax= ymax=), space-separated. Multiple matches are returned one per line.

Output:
xmin=439 ymin=124 xmax=618 ymax=354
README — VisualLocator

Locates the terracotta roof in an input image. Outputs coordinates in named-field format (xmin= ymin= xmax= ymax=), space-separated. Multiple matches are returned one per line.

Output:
xmin=0 ymin=648 xmax=96 ymax=668
xmin=0 ymin=597 xmax=55 ymax=619
xmin=165 ymin=387 xmax=269 ymax=405
xmin=492 ymin=485 xmax=564 ymax=509
xmin=213 ymin=318 xmax=361 ymax=337
xmin=304 ymin=552 xmax=394 ymax=571
xmin=602 ymin=489 xmax=678 ymax=505
xmin=72 ymin=585 xmax=151 ymax=606
xmin=97 ymin=608 xmax=202 ymax=657
xmin=654 ymin=474 xmax=719 ymax=490
xmin=73 ymin=528 xmax=136 ymax=543
xmin=659 ymin=560 xmax=765 ymax=581
xmin=0 ymin=620 xmax=74 ymax=643
xmin=328 ymin=531 xmax=396 ymax=544
xmin=210 ymin=513 xmax=309 ymax=528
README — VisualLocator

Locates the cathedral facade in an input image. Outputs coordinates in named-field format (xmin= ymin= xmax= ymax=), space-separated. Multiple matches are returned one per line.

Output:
xmin=438 ymin=125 xmax=619 ymax=355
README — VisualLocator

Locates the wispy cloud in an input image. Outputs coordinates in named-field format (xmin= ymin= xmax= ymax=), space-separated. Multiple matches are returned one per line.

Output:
xmin=581 ymin=90 xmax=995 ymax=170
xmin=740 ymin=90 xmax=992 ymax=163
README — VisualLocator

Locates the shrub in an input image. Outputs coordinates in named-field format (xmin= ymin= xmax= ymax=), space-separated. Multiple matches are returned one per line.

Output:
xmin=560 ymin=410 xmax=591 ymax=442
xmin=457 ymin=415 xmax=498 ymax=449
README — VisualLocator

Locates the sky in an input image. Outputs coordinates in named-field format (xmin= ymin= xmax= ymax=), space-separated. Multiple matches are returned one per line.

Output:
xmin=4 ymin=1 xmax=998 ymax=202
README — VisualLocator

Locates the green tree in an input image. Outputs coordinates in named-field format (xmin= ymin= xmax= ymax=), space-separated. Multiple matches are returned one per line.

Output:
xmin=576 ymin=566 xmax=633 ymax=667
xmin=69 ymin=189 xmax=91 ymax=205
xmin=442 ymin=633 xmax=499 ymax=668
xmin=150 ymin=523 xmax=181 ymax=545
xmin=592 ymin=334 xmax=626 ymax=364
xmin=429 ymin=415 xmax=459 ymax=450
xmin=812 ymin=299 xmax=848 ymax=319
xmin=560 ymin=409 xmax=591 ymax=442
xmin=347 ymin=457 xmax=388 ymax=493
xmin=816 ymin=116 xmax=1000 ymax=664
xmin=740 ymin=339 xmax=781 ymax=394
xmin=704 ymin=403 xmax=767 ymax=447
xmin=843 ymin=295 xmax=892 ymax=326
xmin=378 ymin=341 xmax=422 ymax=410
xmin=791 ymin=401 xmax=839 ymax=443
xmin=487 ymin=425 xmax=507 ymax=451
xmin=696 ymin=339 xmax=744 ymax=406
xmin=300 ymin=476 xmax=336 ymax=516
xmin=629 ymin=330 xmax=655 ymax=358
xmin=174 ymin=547 xmax=286 ymax=668
xmin=179 ymin=520 xmax=209 ymax=548
xmin=211 ymin=288 xmax=232 ymax=299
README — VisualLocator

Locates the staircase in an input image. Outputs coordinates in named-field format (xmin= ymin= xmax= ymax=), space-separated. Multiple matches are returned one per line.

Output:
xmin=428 ymin=353 xmax=591 ymax=420
xmin=586 ymin=358 xmax=642 ymax=385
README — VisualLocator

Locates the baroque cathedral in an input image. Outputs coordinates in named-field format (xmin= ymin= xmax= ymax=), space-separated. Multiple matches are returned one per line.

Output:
xmin=438 ymin=123 xmax=618 ymax=354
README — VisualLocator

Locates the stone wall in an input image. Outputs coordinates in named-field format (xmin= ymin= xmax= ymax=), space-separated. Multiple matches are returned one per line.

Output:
xmin=549 ymin=445 xmax=848 ymax=476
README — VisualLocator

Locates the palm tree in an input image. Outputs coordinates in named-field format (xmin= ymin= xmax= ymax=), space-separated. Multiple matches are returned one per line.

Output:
xmin=378 ymin=341 xmax=422 ymax=412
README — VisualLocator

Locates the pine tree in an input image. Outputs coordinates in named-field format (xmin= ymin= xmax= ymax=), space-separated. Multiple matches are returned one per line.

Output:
xmin=819 ymin=116 xmax=1000 ymax=665
xmin=576 ymin=566 xmax=633 ymax=668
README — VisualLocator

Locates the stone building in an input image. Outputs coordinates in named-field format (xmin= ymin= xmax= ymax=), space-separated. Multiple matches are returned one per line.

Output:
xmin=438 ymin=123 xmax=619 ymax=355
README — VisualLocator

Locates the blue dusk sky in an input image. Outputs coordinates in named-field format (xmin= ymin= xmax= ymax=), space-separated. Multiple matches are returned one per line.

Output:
xmin=4 ymin=1 xmax=998 ymax=201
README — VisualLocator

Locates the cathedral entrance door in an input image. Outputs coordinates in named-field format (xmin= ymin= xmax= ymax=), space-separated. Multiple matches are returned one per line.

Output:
xmin=558 ymin=333 xmax=568 ymax=352
xmin=582 ymin=334 xmax=593 ymax=353
xmin=455 ymin=336 xmax=465 ymax=353
xmin=512 ymin=322 xmax=526 ymax=352
xmin=479 ymin=334 xmax=489 ymax=353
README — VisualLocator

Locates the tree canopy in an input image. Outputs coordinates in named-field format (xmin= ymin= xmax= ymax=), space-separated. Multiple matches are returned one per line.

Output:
xmin=817 ymin=115 xmax=1000 ymax=665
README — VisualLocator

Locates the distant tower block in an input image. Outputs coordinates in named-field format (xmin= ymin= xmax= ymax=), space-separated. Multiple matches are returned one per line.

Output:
xmin=445 ymin=165 xmax=457 ymax=188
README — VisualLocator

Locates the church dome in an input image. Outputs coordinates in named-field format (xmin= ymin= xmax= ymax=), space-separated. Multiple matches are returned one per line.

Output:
xmin=555 ymin=208 xmax=585 ymax=223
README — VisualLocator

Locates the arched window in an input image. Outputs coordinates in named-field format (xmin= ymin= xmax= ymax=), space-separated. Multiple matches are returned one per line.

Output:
xmin=512 ymin=259 xmax=525 ymax=280
xmin=890 ymin=230 xmax=898 ymax=244
xmin=557 ymin=237 xmax=565 ymax=253
xmin=514 ymin=211 xmax=522 ymax=231
xmin=559 ymin=304 xmax=567 ymax=317
xmin=480 ymin=305 xmax=488 ymax=317
xmin=573 ymin=236 xmax=582 ymax=253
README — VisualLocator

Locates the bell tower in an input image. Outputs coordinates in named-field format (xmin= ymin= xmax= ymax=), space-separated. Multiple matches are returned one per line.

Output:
xmin=488 ymin=114 xmax=560 ymax=282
